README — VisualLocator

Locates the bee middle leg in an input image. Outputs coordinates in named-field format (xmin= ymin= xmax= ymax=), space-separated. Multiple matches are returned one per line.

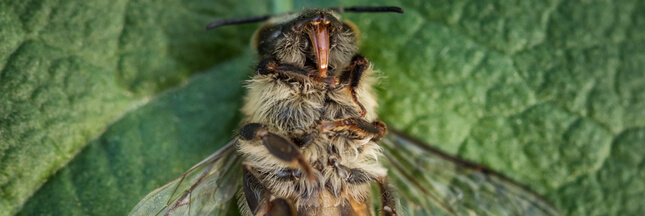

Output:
xmin=320 ymin=117 xmax=387 ymax=141
xmin=239 ymin=123 xmax=316 ymax=180
xmin=243 ymin=164 xmax=297 ymax=216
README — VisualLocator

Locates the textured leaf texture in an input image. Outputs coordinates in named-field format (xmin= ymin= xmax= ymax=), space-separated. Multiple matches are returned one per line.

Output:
xmin=0 ymin=0 xmax=642 ymax=215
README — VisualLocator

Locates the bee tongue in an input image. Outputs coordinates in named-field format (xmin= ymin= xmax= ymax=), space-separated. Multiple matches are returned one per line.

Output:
xmin=308 ymin=22 xmax=329 ymax=78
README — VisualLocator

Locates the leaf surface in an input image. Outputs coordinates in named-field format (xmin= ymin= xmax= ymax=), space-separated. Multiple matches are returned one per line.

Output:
xmin=1 ymin=0 xmax=643 ymax=215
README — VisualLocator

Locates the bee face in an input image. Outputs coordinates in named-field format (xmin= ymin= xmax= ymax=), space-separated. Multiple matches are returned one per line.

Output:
xmin=252 ymin=9 xmax=359 ymax=77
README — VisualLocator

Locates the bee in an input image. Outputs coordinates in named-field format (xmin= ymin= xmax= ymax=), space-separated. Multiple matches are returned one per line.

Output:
xmin=130 ymin=6 xmax=560 ymax=216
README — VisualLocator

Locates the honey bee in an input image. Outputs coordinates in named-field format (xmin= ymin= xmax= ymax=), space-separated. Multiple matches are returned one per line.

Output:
xmin=130 ymin=6 xmax=560 ymax=216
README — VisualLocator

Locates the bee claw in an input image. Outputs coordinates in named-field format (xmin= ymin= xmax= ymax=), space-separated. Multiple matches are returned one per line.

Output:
xmin=309 ymin=74 xmax=338 ymax=87
xmin=382 ymin=206 xmax=396 ymax=216
xmin=321 ymin=76 xmax=338 ymax=87
xmin=378 ymin=178 xmax=400 ymax=216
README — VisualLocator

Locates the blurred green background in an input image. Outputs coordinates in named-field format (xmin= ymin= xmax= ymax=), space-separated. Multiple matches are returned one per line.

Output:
xmin=1 ymin=0 xmax=644 ymax=215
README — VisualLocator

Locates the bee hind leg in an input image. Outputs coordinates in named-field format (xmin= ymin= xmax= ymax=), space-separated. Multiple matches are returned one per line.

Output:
xmin=377 ymin=177 xmax=400 ymax=216
xmin=265 ymin=197 xmax=297 ymax=216
xmin=239 ymin=123 xmax=316 ymax=181
xmin=243 ymin=164 xmax=297 ymax=216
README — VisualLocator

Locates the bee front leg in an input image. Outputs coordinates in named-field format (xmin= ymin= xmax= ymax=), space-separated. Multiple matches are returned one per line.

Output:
xmin=239 ymin=123 xmax=316 ymax=181
xmin=256 ymin=58 xmax=336 ymax=86
xmin=243 ymin=164 xmax=297 ymax=216
xmin=339 ymin=54 xmax=369 ymax=117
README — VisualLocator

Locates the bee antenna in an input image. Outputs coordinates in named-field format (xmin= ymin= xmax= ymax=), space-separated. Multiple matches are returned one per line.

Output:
xmin=330 ymin=6 xmax=404 ymax=14
xmin=205 ymin=15 xmax=271 ymax=30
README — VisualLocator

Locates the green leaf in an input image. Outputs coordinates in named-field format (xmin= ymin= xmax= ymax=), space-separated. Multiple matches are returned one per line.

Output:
xmin=17 ymin=55 xmax=250 ymax=215
xmin=1 ymin=0 xmax=643 ymax=215
xmin=1 ymin=0 xmax=266 ymax=214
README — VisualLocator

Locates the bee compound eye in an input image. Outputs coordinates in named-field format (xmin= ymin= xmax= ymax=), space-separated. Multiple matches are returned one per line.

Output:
xmin=269 ymin=29 xmax=281 ymax=39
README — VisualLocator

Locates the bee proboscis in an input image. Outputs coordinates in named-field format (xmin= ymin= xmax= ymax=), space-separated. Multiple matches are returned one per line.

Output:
xmin=130 ymin=6 xmax=560 ymax=216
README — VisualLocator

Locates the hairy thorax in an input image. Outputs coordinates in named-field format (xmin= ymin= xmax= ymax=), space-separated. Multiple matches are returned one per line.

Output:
xmin=238 ymin=71 xmax=385 ymax=214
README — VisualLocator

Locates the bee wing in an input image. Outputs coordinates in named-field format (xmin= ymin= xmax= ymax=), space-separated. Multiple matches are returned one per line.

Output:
xmin=130 ymin=140 xmax=243 ymax=216
xmin=379 ymin=129 xmax=560 ymax=216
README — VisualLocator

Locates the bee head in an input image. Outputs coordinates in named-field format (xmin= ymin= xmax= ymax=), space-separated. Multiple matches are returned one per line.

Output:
xmin=252 ymin=9 xmax=359 ymax=77
xmin=206 ymin=6 xmax=403 ymax=78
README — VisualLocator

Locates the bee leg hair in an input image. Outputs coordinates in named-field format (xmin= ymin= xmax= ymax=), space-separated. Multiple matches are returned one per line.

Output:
xmin=339 ymin=54 xmax=369 ymax=117
xmin=239 ymin=123 xmax=317 ymax=181
xmin=256 ymin=58 xmax=336 ymax=86
xmin=243 ymin=164 xmax=267 ymax=215
xmin=377 ymin=177 xmax=400 ymax=216
xmin=320 ymin=118 xmax=387 ymax=141
xmin=345 ymin=168 xmax=378 ymax=185
xmin=243 ymin=164 xmax=297 ymax=216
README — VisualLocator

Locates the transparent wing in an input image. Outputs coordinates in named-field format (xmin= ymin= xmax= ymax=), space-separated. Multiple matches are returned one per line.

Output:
xmin=380 ymin=129 xmax=560 ymax=216
xmin=130 ymin=140 xmax=243 ymax=216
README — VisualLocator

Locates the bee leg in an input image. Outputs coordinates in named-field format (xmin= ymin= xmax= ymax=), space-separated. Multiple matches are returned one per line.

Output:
xmin=339 ymin=54 xmax=369 ymax=117
xmin=320 ymin=118 xmax=387 ymax=141
xmin=265 ymin=197 xmax=298 ymax=216
xmin=243 ymin=164 xmax=297 ymax=216
xmin=243 ymin=164 xmax=267 ymax=215
xmin=377 ymin=177 xmax=400 ymax=216
xmin=292 ymin=132 xmax=314 ymax=148
xmin=239 ymin=123 xmax=316 ymax=181
xmin=256 ymin=58 xmax=336 ymax=86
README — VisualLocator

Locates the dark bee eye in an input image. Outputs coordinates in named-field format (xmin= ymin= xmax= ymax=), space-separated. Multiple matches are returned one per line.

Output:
xmin=253 ymin=25 xmax=284 ymax=51
xmin=261 ymin=26 xmax=282 ymax=41
xmin=268 ymin=28 xmax=281 ymax=39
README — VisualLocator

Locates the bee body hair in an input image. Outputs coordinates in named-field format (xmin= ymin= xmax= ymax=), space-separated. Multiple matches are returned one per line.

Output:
xmin=238 ymin=61 xmax=385 ymax=215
